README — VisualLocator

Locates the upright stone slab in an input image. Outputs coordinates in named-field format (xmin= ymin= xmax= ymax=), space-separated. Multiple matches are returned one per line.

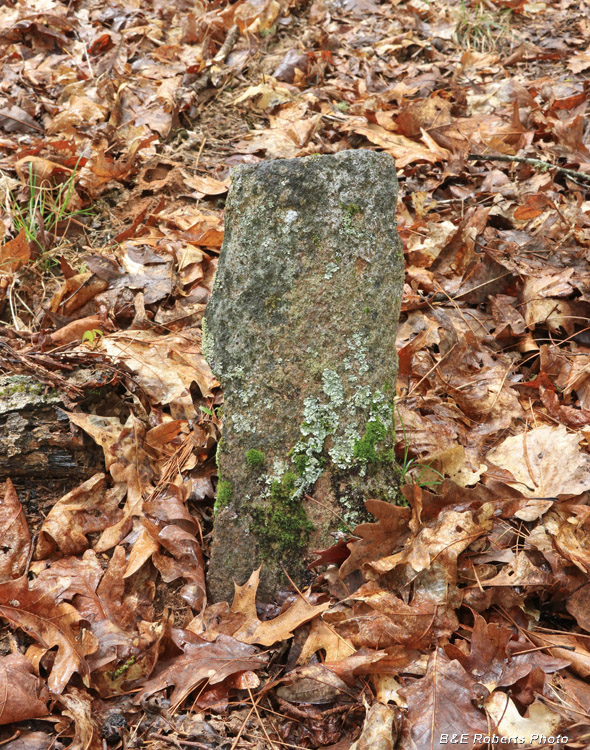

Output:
xmin=204 ymin=150 xmax=404 ymax=602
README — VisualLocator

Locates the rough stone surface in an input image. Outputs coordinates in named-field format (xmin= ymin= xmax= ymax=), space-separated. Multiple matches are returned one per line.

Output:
xmin=204 ymin=150 xmax=404 ymax=602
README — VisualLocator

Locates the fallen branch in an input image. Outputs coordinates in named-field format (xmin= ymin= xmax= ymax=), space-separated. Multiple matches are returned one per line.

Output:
xmin=214 ymin=24 xmax=240 ymax=64
xmin=467 ymin=153 xmax=590 ymax=184
xmin=192 ymin=24 xmax=240 ymax=93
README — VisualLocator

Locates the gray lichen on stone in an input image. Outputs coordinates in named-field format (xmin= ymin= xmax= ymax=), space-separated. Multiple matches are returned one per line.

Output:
xmin=204 ymin=149 xmax=404 ymax=602
xmin=324 ymin=262 xmax=340 ymax=280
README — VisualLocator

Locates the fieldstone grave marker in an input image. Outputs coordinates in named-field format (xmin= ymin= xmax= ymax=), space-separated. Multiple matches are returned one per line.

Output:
xmin=204 ymin=150 xmax=404 ymax=602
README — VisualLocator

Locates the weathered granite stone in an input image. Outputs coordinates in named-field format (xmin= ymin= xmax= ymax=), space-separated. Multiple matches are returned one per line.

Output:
xmin=204 ymin=150 xmax=404 ymax=602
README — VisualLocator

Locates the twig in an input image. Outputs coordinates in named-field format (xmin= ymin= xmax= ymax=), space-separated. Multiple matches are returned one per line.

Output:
xmin=194 ymin=137 xmax=206 ymax=170
xmin=229 ymin=703 xmax=256 ymax=750
xmin=0 ymin=110 xmax=44 ymax=133
xmin=151 ymin=735 xmax=211 ymax=749
xmin=0 ymin=731 xmax=20 ymax=746
xmin=247 ymin=687 xmax=278 ymax=750
xmin=512 ymin=644 xmax=575 ymax=655
xmin=467 ymin=154 xmax=590 ymax=184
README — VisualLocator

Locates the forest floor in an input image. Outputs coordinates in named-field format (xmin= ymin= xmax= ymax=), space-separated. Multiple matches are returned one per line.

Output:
xmin=1 ymin=0 xmax=590 ymax=748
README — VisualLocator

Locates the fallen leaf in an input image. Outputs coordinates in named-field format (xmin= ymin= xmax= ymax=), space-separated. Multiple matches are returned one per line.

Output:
xmin=346 ymin=581 xmax=438 ymax=648
xmin=102 ymin=330 xmax=218 ymax=417
xmin=0 ymin=653 xmax=49 ymax=725
xmin=366 ymin=508 xmax=487 ymax=577
xmin=566 ymin=583 xmax=590 ymax=632
xmin=373 ymin=674 xmax=406 ymax=707
xmin=342 ymin=120 xmax=450 ymax=167
xmin=0 ymin=229 xmax=30 ymax=273
xmin=56 ymin=687 xmax=100 ymax=750
xmin=567 ymin=47 xmax=590 ymax=74
xmin=181 ymin=172 xmax=229 ymax=196
xmin=123 ymin=526 xmax=159 ymax=579
xmin=350 ymin=702 xmax=398 ymax=750
xmin=483 ymin=693 xmax=561 ymax=744
xmin=49 ymin=316 xmax=103 ymax=347
xmin=48 ymin=95 xmax=107 ymax=132
xmin=0 ymin=576 xmax=97 ymax=693
xmin=50 ymin=271 xmax=108 ymax=315
xmin=482 ymin=551 xmax=555 ymax=587
xmin=340 ymin=500 xmax=411 ymax=578
xmin=233 ymin=81 xmax=292 ymax=109
xmin=66 ymin=415 xmax=125 ymax=470
xmin=486 ymin=425 xmax=590 ymax=497
xmin=228 ymin=568 xmax=328 ymax=646
xmin=444 ymin=614 xmax=568 ymax=690
xmin=0 ymin=479 xmax=31 ymax=581
xmin=399 ymin=650 xmax=487 ymax=749
xmin=0 ymin=105 xmax=40 ymax=133
xmin=35 ymin=474 xmax=122 ymax=558
xmin=30 ymin=550 xmax=104 ymax=615
xmin=151 ymin=521 xmax=207 ymax=611
xmin=529 ymin=631 xmax=590 ymax=679
xmin=276 ymin=665 xmax=349 ymax=704
xmin=298 ymin=618 xmax=355 ymax=663
xmin=234 ymin=0 xmax=281 ymax=32
xmin=135 ymin=628 xmax=267 ymax=708
xmin=405 ymin=220 xmax=457 ymax=267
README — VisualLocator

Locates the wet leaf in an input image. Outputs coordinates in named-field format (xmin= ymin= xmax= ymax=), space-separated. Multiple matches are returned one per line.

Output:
xmin=135 ymin=629 xmax=267 ymax=708
xmin=0 ymin=653 xmax=49 ymax=725
xmin=0 ymin=577 xmax=97 ymax=693
xmin=400 ymin=650 xmax=487 ymax=750
xmin=35 ymin=474 xmax=121 ymax=558
xmin=0 ymin=479 xmax=31 ymax=581
xmin=56 ymin=687 xmax=101 ymax=750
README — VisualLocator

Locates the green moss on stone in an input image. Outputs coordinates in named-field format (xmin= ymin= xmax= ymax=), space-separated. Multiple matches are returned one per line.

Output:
xmin=353 ymin=419 xmax=388 ymax=464
xmin=246 ymin=449 xmax=265 ymax=468
xmin=215 ymin=480 xmax=233 ymax=514
xmin=215 ymin=438 xmax=226 ymax=469
xmin=292 ymin=452 xmax=310 ymax=477
xmin=252 ymin=472 xmax=313 ymax=561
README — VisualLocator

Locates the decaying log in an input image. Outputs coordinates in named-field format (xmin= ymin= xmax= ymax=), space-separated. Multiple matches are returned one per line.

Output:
xmin=0 ymin=374 xmax=105 ymax=480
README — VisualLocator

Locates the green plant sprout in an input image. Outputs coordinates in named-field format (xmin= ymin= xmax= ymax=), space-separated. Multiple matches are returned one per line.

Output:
xmin=395 ymin=402 xmax=445 ymax=489
xmin=454 ymin=1 xmax=512 ymax=52
xmin=199 ymin=404 xmax=222 ymax=419
xmin=81 ymin=328 xmax=103 ymax=345
xmin=7 ymin=155 xmax=93 ymax=267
